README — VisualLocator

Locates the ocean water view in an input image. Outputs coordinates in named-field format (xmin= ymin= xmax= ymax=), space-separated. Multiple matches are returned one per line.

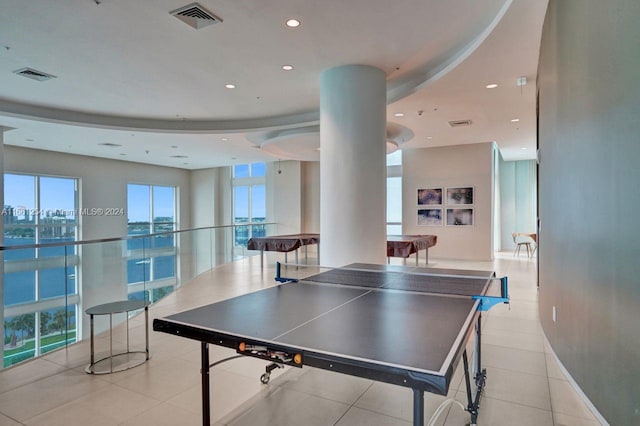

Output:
xmin=3 ymin=235 xmax=176 ymax=307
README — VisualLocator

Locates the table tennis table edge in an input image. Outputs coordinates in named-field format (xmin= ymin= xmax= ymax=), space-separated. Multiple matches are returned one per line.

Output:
xmin=152 ymin=315 xmax=459 ymax=394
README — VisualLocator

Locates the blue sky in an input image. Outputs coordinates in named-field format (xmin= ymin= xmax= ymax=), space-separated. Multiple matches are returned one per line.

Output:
xmin=5 ymin=162 xmax=271 ymax=224
xmin=4 ymin=175 xmax=175 ymax=222
xmin=4 ymin=174 xmax=75 ymax=217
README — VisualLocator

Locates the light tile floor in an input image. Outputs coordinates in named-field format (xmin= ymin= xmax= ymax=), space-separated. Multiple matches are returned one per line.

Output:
xmin=0 ymin=252 xmax=602 ymax=425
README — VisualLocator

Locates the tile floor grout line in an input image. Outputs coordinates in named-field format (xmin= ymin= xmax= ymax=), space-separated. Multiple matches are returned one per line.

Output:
xmin=332 ymin=379 xmax=413 ymax=426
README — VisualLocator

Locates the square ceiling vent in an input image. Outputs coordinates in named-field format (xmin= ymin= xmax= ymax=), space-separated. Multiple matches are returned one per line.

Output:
xmin=170 ymin=2 xmax=222 ymax=29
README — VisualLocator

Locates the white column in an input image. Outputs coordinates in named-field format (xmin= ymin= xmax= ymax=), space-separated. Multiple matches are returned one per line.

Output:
xmin=320 ymin=65 xmax=387 ymax=267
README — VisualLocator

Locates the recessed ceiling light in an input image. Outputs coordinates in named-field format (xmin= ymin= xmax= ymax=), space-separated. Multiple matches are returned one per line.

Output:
xmin=221 ymin=137 xmax=228 ymax=141
xmin=282 ymin=65 xmax=294 ymax=71
xmin=394 ymin=113 xmax=404 ymax=117
xmin=427 ymin=136 xmax=433 ymax=139
xmin=521 ymin=147 xmax=528 ymax=150
xmin=511 ymin=118 xmax=520 ymax=122
xmin=286 ymin=19 xmax=300 ymax=28
xmin=225 ymin=84 xmax=236 ymax=89
xmin=486 ymin=83 xmax=498 ymax=89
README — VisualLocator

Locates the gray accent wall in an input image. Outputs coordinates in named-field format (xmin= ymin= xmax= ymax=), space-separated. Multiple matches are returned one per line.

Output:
xmin=538 ymin=1 xmax=640 ymax=424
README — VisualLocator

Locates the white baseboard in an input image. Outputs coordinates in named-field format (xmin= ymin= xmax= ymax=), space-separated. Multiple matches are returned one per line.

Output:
xmin=542 ymin=333 xmax=609 ymax=425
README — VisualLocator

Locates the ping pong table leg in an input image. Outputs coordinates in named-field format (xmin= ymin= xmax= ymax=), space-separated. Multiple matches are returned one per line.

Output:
xmin=201 ymin=342 xmax=210 ymax=426
xmin=412 ymin=388 xmax=424 ymax=426
xmin=461 ymin=315 xmax=486 ymax=425
xmin=462 ymin=351 xmax=475 ymax=422
xmin=476 ymin=315 xmax=482 ymax=378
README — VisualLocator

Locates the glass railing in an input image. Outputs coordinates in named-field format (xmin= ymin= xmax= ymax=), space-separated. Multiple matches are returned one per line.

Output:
xmin=0 ymin=222 xmax=275 ymax=369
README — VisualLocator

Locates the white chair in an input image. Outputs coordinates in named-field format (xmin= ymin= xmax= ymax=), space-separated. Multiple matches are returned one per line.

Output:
xmin=512 ymin=232 xmax=536 ymax=257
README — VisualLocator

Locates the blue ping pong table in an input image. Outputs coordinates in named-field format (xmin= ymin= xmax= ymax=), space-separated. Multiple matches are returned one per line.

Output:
xmin=153 ymin=263 xmax=509 ymax=426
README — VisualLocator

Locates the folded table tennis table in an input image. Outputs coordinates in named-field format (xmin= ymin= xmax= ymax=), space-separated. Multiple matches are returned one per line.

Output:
xmin=153 ymin=263 xmax=508 ymax=426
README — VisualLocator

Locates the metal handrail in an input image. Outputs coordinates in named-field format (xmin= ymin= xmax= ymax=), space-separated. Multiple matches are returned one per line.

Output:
xmin=0 ymin=222 xmax=277 ymax=251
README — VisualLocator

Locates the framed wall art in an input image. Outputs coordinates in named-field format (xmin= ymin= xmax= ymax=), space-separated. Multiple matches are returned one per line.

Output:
xmin=417 ymin=188 xmax=442 ymax=205
xmin=446 ymin=208 xmax=474 ymax=226
xmin=417 ymin=208 xmax=443 ymax=226
xmin=445 ymin=187 xmax=473 ymax=205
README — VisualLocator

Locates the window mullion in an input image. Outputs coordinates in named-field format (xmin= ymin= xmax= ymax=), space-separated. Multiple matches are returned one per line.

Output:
xmin=148 ymin=185 xmax=153 ymax=283
xmin=35 ymin=176 xmax=40 ymax=301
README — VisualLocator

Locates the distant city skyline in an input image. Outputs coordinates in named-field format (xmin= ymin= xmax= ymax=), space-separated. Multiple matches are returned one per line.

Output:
xmin=3 ymin=175 xmax=178 ymax=224
xmin=5 ymin=163 xmax=270 ymax=228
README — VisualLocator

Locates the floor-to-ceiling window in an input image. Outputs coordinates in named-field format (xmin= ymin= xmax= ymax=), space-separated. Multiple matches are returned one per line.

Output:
xmin=126 ymin=184 xmax=177 ymax=302
xmin=232 ymin=163 xmax=266 ymax=248
xmin=3 ymin=173 xmax=79 ymax=367
xmin=387 ymin=151 xmax=403 ymax=234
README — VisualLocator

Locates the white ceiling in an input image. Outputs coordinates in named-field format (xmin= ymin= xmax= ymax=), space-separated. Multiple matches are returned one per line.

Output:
xmin=0 ymin=0 xmax=548 ymax=169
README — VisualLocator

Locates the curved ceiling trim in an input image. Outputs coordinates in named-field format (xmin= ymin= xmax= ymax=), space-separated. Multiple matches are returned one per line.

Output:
xmin=0 ymin=1 xmax=512 ymax=136
xmin=387 ymin=0 xmax=513 ymax=104
xmin=0 ymin=99 xmax=319 ymax=134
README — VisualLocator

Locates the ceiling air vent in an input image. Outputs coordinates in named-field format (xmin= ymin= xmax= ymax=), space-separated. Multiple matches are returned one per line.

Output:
xmin=170 ymin=3 xmax=222 ymax=29
xmin=448 ymin=119 xmax=473 ymax=128
xmin=14 ymin=67 xmax=56 ymax=82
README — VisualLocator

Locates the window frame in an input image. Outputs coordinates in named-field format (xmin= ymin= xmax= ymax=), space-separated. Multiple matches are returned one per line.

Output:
xmin=126 ymin=183 xmax=178 ymax=295
xmin=386 ymin=153 xmax=403 ymax=234
xmin=3 ymin=172 xmax=80 ymax=365
xmin=231 ymin=163 xmax=266 ymax=247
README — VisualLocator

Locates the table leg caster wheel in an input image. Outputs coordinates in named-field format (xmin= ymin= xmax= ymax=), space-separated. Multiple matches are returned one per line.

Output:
xmin=260 ymin=373 xmax=270 ymax=384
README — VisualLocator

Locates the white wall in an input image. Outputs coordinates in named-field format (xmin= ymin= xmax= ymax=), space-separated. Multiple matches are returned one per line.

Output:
xmin=301 ymin=161 xmax=320 ymax=233
xmin=402 ymin=142 xmax=495 ymax=261
xmin=190 ymin=166 xmax=233 ymax=272
xmin=4 ymin=145 xmax=191 ymax=337
xmin=266 ymin=160 xmax=302 ymax=235
xmin=190 ymin=168 xmax=217 ymax=275
xmin=5 ymin=146 xmax=191 ymax=238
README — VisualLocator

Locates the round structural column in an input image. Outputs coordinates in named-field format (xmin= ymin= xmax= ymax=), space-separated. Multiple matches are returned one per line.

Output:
xmin=320 ymin=65 xmax=387 ymax=267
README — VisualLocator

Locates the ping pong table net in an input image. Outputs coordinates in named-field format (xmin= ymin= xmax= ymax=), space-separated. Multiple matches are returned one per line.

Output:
xmin=283 ymin=266 xmax=495 ymax=298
